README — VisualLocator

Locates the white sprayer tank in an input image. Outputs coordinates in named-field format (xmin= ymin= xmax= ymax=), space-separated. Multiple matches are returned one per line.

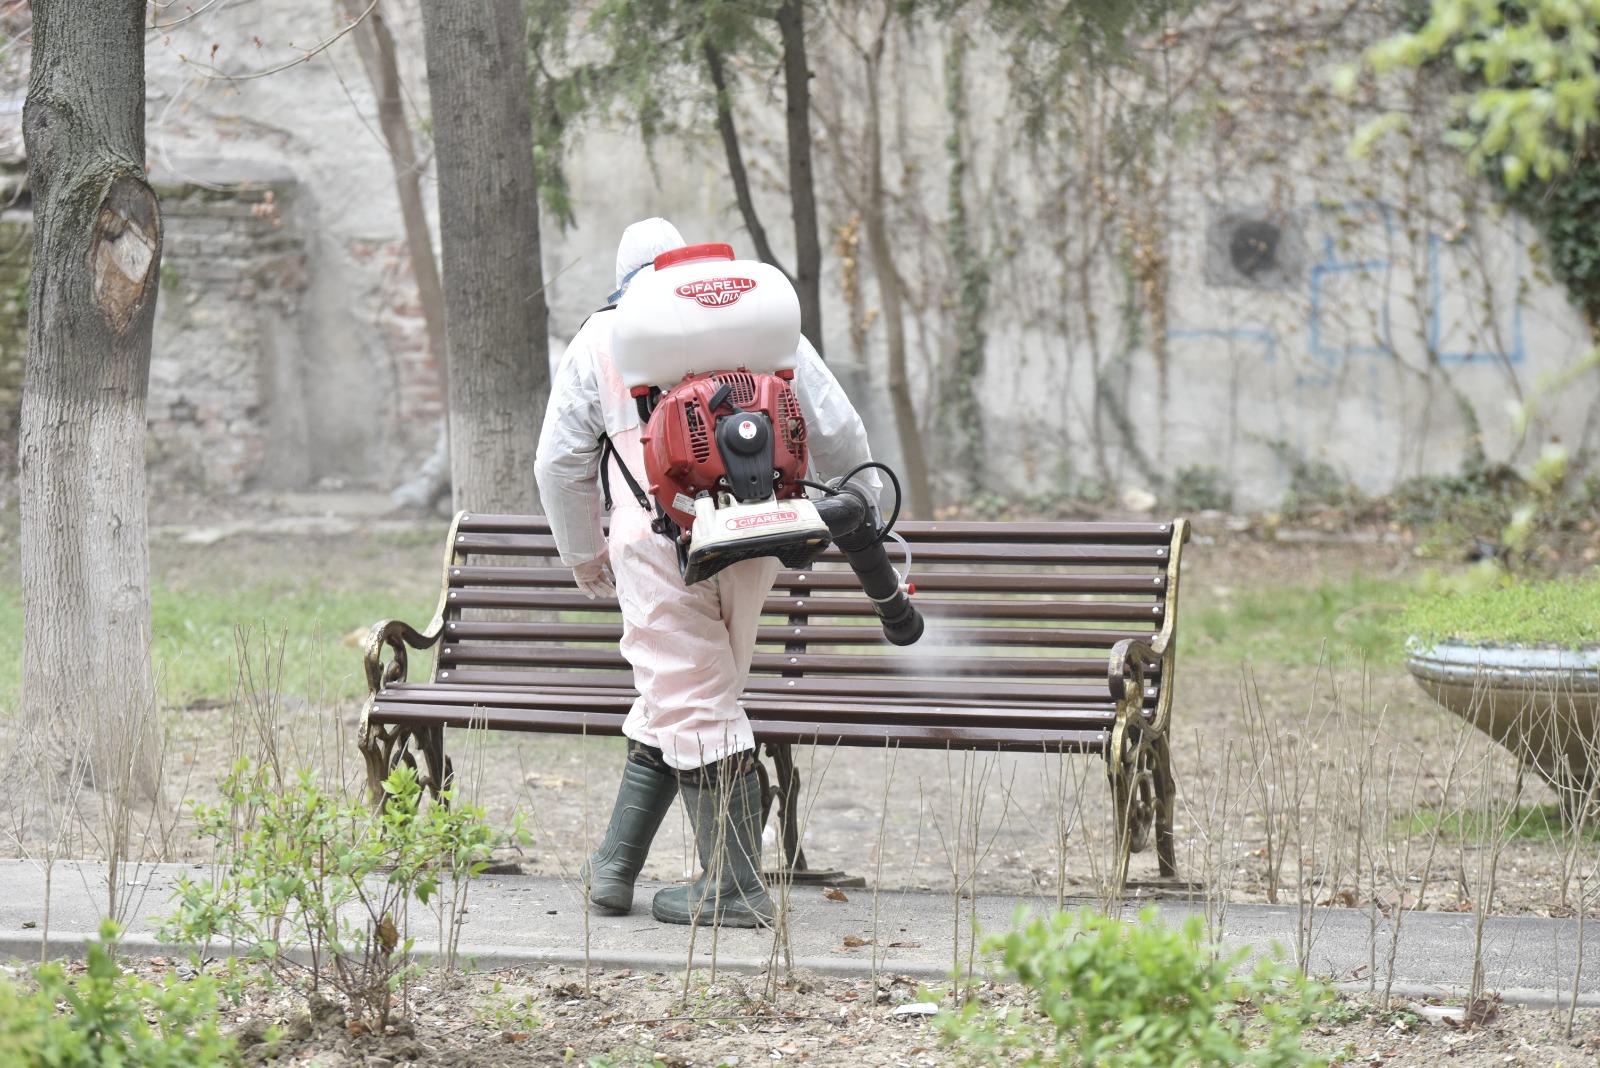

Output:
xmin=611 ymin=243 xmax=801 ymax=391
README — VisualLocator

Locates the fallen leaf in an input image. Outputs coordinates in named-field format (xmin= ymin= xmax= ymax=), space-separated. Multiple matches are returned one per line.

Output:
xmin=842 ymin=935 xmax=872 ymax=948
xmin=523 ymin=772 xmax=582 ymax=790
xmin=377 ymin=914 xmax=400 ymax=954
xmin=20 ymin=921 xmax=35 ymax=930
xmin=822 ymin=887 xmax=849 ymax=902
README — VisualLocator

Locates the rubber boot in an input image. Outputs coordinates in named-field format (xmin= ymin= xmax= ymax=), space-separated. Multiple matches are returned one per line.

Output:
xmin=581 ymin=748 xmax=678 ymax=913
xmin=651 ymin=763 xmax=773 ymax=928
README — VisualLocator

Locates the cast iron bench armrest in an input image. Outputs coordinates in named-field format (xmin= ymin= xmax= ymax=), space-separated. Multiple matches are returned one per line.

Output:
xmin=362 ymin=617 xmax=444 ymax=694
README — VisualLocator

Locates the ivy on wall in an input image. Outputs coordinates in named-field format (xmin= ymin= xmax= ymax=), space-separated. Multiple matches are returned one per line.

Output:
xmin=1501 ymin=138 xmax=1600 ymax=333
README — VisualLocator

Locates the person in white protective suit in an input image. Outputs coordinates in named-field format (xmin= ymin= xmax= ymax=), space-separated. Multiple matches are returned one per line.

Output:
xmin=534 ymin=219 xmax=880 ymax=928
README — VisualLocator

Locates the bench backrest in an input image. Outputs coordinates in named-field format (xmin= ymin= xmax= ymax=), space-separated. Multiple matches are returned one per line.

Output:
xmin=427 ymin=513 xmax=1188 ymax=709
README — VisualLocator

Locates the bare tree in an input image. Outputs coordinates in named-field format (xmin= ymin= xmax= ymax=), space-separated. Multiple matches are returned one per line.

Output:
xmin=855 ymin=0 xmax=933 ymax=517
xmin=341 ymin=0 xmax=454 ymax=513
xmin=20 ymin=0 xmax=162 ymax=794
xmin=420 ymin=0 xmax=548 ymax=514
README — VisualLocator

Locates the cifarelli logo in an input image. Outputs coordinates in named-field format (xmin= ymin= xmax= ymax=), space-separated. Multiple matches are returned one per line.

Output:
xmin=726 ymin=509 xmax=798 ymax=531
xmin=674 ymin=277 xmax=757 ymax=309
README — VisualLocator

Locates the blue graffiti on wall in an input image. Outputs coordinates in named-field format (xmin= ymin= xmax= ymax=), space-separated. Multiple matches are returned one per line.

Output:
xmin=1307 ymin=200 xmax=1395 ymax=378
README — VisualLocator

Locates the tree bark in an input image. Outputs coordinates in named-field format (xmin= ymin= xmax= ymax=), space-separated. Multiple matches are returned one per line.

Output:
xmin=776 ymin=0 xmax=823 ymax=355
xmin=342 ymin=0 xmax=453 ymax=511
xmin=21 ymin=0 xmax=162 ymax=794
xmin=860 ymin=9 xmax=933 ymax=518
xmin=420 ymin=0 xmax=548 ymax=514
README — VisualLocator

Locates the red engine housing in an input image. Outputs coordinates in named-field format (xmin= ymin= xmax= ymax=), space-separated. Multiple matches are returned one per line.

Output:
xmin=640 ymin=370 xmax=809 ymax=530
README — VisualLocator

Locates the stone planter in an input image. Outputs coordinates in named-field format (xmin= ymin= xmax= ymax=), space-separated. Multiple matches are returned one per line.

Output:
xmin=1405 ymin=638 xmax=1600 ymax=814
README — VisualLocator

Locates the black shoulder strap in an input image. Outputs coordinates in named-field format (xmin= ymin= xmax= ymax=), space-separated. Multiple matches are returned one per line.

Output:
xmin=598 ymin=432 xmax=651 ymax=513
xmin=576 ymin=303 xmax=618 ymax=335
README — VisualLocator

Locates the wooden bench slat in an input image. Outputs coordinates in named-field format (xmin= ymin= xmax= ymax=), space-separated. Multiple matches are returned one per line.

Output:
xmin=436 ymin=642 xmax=1155 ymax=681
xmin=392 ymin=674 xmax=1137 ymax=703
xmin=391 ymin=676 xmax=1139 ymax=706
xmin=452 ymin=531 xmax=1172 ymax=566
xmin=366 ymin=693 xmax=1113 ymax=735
xmin=454 ymin=513 xmax=1178 ymax=544
xmin=441 ymin=619 xmax=1160 ymax=649
xmin=445 ymin=588 xmax=1166 ymax=624
xmin=367 ymin=701 xmax=1112 ymax=752
xmin=446 ymin=565 xmax=1168 ymax=597
xmin=376 ymin=688 xmax=1117 ymax=725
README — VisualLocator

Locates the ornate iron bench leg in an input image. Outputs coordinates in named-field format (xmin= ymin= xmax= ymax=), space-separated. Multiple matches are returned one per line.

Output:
xmin=358 ymin=713 xmax=453 ymax=808
xmin=1108 ymin=711 xmax=1157 ymax=893
xmin=760 ymin=742 xmax=865 ymax=887
xmin=1152 ymin=731 xmax=1178 ymax=879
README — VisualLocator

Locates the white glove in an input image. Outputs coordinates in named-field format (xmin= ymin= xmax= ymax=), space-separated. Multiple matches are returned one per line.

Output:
xmin=573 ymin=554 xmax=616 ymax=599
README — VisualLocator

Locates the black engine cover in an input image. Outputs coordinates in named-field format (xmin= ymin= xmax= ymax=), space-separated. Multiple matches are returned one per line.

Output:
xmin=715 ymin=412 xmax=776 ymax=502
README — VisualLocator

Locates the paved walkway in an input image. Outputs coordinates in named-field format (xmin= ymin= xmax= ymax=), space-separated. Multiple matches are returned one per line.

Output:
xmin=0 ymin=861 xmax=1594 ymax=1006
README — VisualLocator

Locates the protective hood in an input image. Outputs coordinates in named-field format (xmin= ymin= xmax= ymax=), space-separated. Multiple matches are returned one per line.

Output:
xmin=614 ymin=217 xmax=686 ymax=297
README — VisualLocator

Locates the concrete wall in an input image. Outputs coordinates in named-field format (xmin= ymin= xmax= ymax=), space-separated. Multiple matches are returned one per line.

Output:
xmin=3 ymin=0 xmax=1593 ymax=507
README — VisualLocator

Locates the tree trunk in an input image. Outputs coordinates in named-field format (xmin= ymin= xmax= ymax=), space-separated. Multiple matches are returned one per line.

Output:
xmin=776 ymin=0 xmax=824 ymax=355
xmin=21 ymin=0 xmax=162 ymax=795
xmin=420 ymin=0 xmax=548 ymax=514
xmin=342 ymin=0 xmax=453 ymax=512
xmin=860 ymin=11 xmax=933 ymax=518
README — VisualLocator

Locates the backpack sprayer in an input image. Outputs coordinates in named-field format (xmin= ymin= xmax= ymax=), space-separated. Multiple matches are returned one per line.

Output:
xmin=608 ymin=243 xmax=923 ymax=647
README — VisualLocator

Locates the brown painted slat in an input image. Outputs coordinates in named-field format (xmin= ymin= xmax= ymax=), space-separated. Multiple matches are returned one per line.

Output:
xmin=450 ymin=531 xmax=1171 ymax=567
xmin=773 ymin=570 xmax=1166 ymax=594
xmin=390 ymin=681 xmax=1123 ymax=717
xmin=394 ymin=675 xmax=1134 ymax=705
xmin=442 ymin=619 xmax=1158 ymax=649
xmin=444 ymin=587 xmax=1164 ymax=624
xmin=379 ymin=687 xmax=1115 ymax=725
xmin=368 ymin=701 xmax=1110 ymax=753
xmin=446 ymin=565 xmax=1167 ymax=597
xmin=761 ymin=597 xmax=1163 ymax=623
xmin=437 ymin=642 xmax=1135 ymax=680
xmin=451 ymin=513 xmax=1180 ymax=544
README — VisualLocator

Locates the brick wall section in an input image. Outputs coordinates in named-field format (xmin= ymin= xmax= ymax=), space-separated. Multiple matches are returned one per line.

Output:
xmin=146 ymin=178 xmax=309 ymax=494
xmin=370 ymin=240 xmax=444 ymax=431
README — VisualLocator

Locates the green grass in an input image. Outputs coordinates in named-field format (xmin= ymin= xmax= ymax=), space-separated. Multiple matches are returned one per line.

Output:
xmin=1401 ymin=802 xmax=1598 ymax=842
xmin=0 ymin=577 xmax=437 ymax=713
xmin=1401 ymin=569 xmax=1600 ymax=647
xmin=1181 ymin=575 xmax=1412 ymax=666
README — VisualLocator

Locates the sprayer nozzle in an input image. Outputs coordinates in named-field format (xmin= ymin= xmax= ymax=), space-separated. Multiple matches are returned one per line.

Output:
xmin=879 ymin=598 xmax=924 ymax=646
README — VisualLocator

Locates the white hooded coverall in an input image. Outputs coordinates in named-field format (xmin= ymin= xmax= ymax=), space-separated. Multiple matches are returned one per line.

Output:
xmin=534 ymin=220 xmax=880 ymax=771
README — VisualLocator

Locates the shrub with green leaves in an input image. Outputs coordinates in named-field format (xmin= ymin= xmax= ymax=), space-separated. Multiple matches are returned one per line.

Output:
xmin=162 ymin=760 xmax=524 ymax=1030
xmin=0 ymin=920 xmax=237 ymax=1068
xmin=938 ymin=907 xmax=1329 ymax=1068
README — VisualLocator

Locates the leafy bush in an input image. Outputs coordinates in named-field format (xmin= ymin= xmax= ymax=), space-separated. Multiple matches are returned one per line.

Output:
xmin=0 ymin=920 xmax=237 ymax=1067
xmin=163 ymin=760 xmax=523 ymax=1030
xmin=938 ymin=907 xmax=1329 ymax=1068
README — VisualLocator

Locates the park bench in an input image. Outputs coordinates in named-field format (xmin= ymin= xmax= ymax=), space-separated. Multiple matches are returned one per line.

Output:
xmin=358 ymin=512 xmax=1191 ymax=888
